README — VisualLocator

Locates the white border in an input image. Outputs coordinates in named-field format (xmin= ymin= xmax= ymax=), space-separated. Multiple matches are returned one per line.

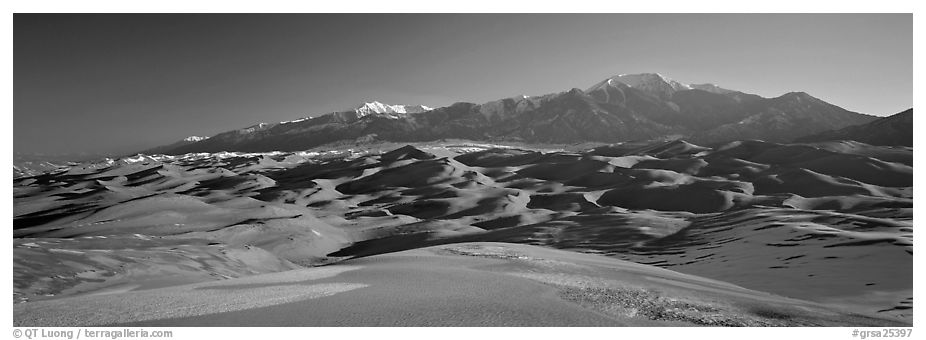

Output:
xmin=4 ymin=2 xmax=921 ymax=339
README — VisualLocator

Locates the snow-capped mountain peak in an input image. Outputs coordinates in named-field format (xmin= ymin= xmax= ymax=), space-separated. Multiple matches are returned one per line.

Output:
xmin=354 ymin=101 xmax=433 ymax=117
xmin=587 ymin=73 xmax=735 ymax=99
xmin=615 ymin=73 xmax=689 ymax=89
xmin=278 ymin=101 xmax=435 ymax=125
xmin=588 ymin=73 xmax=691 ymax=99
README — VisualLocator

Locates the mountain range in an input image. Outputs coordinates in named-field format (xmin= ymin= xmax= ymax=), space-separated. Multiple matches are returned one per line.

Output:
xmin=142 ymin=73 xmax=893 ymax=155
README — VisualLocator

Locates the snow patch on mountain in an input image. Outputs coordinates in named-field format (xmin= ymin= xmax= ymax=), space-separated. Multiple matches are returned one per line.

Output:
xmin=354 ymin=101 xmax=433 ymax=118
xmin=238 ymin=123 xmax=274 ymax=134
xmin=280 ymin=117 xmax=311 ymax=124
xmin=588 ymin=73 xmax=734 ymax=98
xmin=280 ymin=101 xmax=434 ymax=125
xmin=183 ymin=136 xmax=210 ymax=142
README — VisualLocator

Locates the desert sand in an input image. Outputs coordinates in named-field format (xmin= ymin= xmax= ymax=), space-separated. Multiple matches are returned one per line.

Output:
xmin=13 ymin=140 xmax=912 ymax=325
xmin=14 ymin=243 xmax=907 ymax=327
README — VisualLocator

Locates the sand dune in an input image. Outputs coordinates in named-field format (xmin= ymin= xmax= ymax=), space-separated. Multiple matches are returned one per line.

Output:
xmin=806 ymin=140 xmax=912 ymax=166
xmin=12 ymin=140 xmax=912 ymax=325
xmin=14 ymin=243 xmax=906 ymax=327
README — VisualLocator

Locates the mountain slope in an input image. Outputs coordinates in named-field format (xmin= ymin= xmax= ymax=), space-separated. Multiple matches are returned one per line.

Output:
xmin=689 ymin=92 xmax=877 ymax=144
xmin=795 ymin=109 xmax=912 ymax=146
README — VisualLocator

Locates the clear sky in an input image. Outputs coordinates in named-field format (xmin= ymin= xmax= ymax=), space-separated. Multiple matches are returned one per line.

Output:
xmin=14 ymin=13 xmax=912 ymax=155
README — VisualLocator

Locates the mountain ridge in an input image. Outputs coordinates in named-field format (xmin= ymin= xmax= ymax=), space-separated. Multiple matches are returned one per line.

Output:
xmin=795 ymin=109 xmax=912 ymax=147
xmin=141 ymin=73 xmax=880 ymax=155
